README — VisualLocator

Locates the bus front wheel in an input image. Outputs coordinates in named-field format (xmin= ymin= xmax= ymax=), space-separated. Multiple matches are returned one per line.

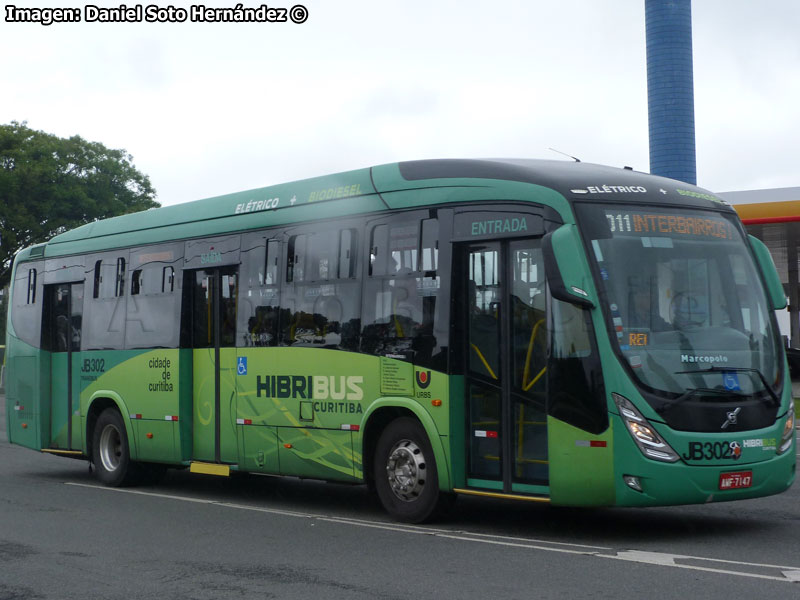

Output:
xmin=92 ymin=408 xmax=137 ymax=487
xmin=374 ymin=417 xmax=448 ymax=523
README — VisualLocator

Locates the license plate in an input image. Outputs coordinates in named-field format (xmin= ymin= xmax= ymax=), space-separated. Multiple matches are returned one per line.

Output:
xmin=719 ymin=471 xmax=753 ymax=490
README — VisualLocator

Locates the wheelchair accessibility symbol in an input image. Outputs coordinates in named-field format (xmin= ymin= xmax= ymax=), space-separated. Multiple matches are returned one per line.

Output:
xmin=722 ymin=371 xmax=740 ymax=391
xmin=237 ymin=357 xmax=248 ymax=376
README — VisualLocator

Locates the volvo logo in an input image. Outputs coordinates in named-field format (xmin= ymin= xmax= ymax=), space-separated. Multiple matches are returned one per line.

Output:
xmin=721 ymin=407 xmax=741 ymax=430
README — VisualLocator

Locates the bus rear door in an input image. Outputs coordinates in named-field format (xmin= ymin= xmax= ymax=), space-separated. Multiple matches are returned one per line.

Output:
xmin=187 ymin=267 xmax=239 ymax=465
xmin=44 ymin=282 xmax=84 ymax=451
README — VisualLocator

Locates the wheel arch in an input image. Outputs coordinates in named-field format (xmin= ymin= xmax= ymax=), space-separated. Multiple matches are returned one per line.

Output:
xmin=85 ymin=391 xmax=138 ymax=460
xmin=361 ymin=398 xmax=450 ymax=491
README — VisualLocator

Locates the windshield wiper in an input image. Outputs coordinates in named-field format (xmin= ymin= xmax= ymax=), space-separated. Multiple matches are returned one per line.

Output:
xmin=674 ymin=365 xmax=781 ymax=407
xmin=656 ymin=386 xmax=737 ymax=415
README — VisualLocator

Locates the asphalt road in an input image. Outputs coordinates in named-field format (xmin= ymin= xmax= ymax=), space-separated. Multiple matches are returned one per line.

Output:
xmin=1 ymin=392 xmax=799 ymax=599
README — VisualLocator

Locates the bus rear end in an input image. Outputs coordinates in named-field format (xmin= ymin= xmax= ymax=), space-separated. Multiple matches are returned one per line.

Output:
xmin=4 ymin=248 xmax=50 ymax=452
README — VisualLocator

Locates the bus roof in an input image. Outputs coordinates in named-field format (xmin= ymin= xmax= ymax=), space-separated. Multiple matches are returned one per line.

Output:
xmin=36 ymin=158 xmax=729 ymax=259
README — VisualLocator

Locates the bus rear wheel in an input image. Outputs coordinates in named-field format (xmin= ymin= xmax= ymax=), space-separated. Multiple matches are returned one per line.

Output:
xmin=374 ymin=417 xmax=448 ymax=523
xmin=92 ymin=408 xmax=137 ymax=487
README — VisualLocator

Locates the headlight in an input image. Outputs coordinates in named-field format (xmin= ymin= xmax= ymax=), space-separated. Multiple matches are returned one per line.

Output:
xmin=613 ymin=393 xmax=680 ymax=463
xmin=778 ymin=401 xmax=795 ymax=455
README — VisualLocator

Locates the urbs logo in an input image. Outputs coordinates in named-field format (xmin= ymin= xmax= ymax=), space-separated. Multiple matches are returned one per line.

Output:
xmin=415 ymin=370 xmax=432 ymax=389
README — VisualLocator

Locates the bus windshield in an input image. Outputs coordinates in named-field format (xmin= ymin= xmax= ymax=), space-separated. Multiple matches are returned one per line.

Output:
xmin=576 ymin=203 xmax=782 ymax=402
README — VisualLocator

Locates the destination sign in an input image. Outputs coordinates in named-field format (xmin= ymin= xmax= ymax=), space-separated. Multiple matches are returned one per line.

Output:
xmin=603 ymin=210 xmax=734 ymax=241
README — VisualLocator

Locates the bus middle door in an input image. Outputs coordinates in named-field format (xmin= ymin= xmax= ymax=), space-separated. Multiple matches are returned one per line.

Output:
xmin=189 ymin=267 xmax=239 ymax=465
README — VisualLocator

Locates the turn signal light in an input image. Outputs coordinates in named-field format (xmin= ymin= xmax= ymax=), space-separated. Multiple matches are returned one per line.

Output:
xmin=431 ymin=399 xmax=442 ymax=407
xmin=778 ymin=401 xmax=795 ymax=455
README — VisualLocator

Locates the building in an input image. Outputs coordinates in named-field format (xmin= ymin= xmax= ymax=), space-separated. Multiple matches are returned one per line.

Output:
xmin=721 ymin=187 xmax=800 ymax=349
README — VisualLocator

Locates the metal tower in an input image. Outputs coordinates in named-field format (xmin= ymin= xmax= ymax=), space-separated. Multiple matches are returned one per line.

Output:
xmin=645 ymin=0 xmax=697 ymax=185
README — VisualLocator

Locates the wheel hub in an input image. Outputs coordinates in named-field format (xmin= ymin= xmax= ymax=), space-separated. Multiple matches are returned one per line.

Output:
xmin=98 ymin=424 xmax=122 ymax=473
xmin=386 ymin=439 xmax=426 ymax=502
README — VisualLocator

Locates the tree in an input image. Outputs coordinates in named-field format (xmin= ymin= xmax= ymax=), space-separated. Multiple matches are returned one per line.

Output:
xmin=0 ymin=121 xmax=159 ymax=289
xmin=0 ymin=288 xmax=7 ymax=344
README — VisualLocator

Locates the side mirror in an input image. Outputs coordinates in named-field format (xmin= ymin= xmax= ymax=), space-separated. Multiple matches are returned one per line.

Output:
xmin=748 ymin=235 xmax=787 ymax=310
xmin=543 ymin=224 xmax=596 ymax=309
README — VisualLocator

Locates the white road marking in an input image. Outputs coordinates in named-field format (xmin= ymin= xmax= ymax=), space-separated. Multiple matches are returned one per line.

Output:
xmin=608 ymin=550 xmax=794 ymax=582
xmin=614 ymin=550 xmax=677 ymax=566
xmin=65 ymin=482 xmax=800 ymax=583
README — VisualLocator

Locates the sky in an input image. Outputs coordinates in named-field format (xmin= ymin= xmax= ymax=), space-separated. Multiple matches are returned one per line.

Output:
xmin=2 ymin=0 xmax=799 ymax=207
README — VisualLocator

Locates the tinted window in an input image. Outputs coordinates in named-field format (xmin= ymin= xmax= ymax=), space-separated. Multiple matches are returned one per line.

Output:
xmin=362 ymin=216 xmax=442 ymax=368
xmin=239 ymin=234 xmax=281 ymax=347
xmin=11 ymin=262 xmax=44 ymax=347
xmin=125 ymin=246 xmax=182 ymax=349
xmin=282 ymin=225 xmax=361 ymax=351
xmin=27 ymin=269 xmax=37 ymax=304
xmin=547 ymin=298 xmax=607 ymax=434
xmin=85 ymin=253 xmax=127 ymax=350
xmin=93 ymin=259 xmax=116 ymax=299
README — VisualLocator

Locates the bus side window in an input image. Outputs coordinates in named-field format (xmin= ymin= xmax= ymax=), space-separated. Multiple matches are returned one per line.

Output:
xmin=93 ymin=259 xmax=117 ymax=299
xmin=282 ymin=226 xmax=361 ymax=350
xmin=339 ymin=229 xmax=357 ymax=278
xmin=85 ymin=254 xmax=127 ymax=350
xmin=265 ymin=240 xmax=279 ymax=285
xmin=162 ymin=266 xmax=175 ymax=293
xmin=369 ymin=225 xmax=388 ymax=276
xmin=238 ymin=235 xmax=281 ymax=347
xmin=115 ymin=258 xmax=126 ymax=297
xmin=287 ymin=234 xmax=307 ymax=282
xmin=308 ymin=230 xmax=338 ymax=281
xmin=362 ymin=217 xmax=441 ymax=367
xmin=125 ymin=251 xmax=181 ymax=349
xmin=27 ymin=268 xmax=37 ymax=304
xmin=547 ymin=298 xmax=607 ymax=434
xmin=131 ymin=270 xmax=142 ymax=295
xmin=421 ymin=219 xmax=438 ymax=272
xmin=93 ymin=260 xmax=102 ymax=298
xmin=11 ymin=263 xmax=43 ymax=348
xmin=132 ymin=265 xmax=171 ymax=297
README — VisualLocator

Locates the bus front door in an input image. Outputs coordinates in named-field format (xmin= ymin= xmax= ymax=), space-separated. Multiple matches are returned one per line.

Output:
xmin=462 ymin=239 xmax=549 ymax=494
xmin=45 ymin=282 xmax=84 ymax=451
xmin=189 ymin=268 xmax=239 ymax=464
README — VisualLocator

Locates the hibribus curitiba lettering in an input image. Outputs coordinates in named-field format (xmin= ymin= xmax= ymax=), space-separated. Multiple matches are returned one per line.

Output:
xmin=257 ymin=375 xmax=364 ymax=411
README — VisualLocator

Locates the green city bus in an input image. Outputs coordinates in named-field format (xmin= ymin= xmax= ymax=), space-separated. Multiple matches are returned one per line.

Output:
xmin=4 ymin=159 xmax=795 ymax=522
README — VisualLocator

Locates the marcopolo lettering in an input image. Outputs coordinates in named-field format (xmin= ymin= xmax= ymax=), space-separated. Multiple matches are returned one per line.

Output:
xmin=257 ymin=374 xmax=364 ymax=402
xmin=680 ymin=354 xmax=729 ymax=364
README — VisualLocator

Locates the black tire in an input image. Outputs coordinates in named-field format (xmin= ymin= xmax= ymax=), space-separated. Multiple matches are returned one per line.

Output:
xmin=92 ymin=408 xmax=138 ymax=487
xmin=373 ymin=417 xmax=449 ymax=523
